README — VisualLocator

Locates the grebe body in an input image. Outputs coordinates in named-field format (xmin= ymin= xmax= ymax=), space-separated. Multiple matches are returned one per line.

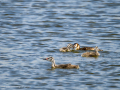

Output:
xmin=81 ymin=46 xmax=100 ymax=57
xmin=43 ymin=57 xmax=79 ymax=69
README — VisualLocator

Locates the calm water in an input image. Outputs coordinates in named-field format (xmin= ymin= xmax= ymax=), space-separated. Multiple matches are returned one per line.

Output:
xmin=0 ymin=0 xmax=120 ymax=90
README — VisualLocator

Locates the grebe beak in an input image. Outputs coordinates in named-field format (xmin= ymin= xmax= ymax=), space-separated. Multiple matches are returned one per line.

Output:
xmin=43 ymin=58 xmax=48 ymax=60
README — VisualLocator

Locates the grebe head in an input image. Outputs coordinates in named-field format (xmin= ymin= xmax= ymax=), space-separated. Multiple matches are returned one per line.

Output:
xmin=94 ymin=46 xmax=99 ymax=51
xmin=73 ymin=43 xmax=80 ymax=50
xmin=43 ymin=57 xmax=54 ymax=62
xmin=67 ymin=43 xmax=74 ymax=49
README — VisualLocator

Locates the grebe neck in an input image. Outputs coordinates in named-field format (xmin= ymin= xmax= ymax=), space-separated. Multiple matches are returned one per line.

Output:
xmin=95 ymin=49 xmax=100 ymax=55
xmin=51 ymin=60 xmax=56 ymax=68
xmin=76 ymin=45 xmax=80 ymax=50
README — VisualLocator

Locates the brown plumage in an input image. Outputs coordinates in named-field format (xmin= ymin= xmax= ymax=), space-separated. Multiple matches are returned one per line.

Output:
xmin=54 ymin=64 xmax=79 ymax=69
xmin=43 ymin=57 xmax=79 ymax=69
xmin=59 ymin=43 xmax=74 ymax=52
xmin=74 ymin=43 xmax=103 ymax=51
xmin=81 ymin=46 xmax=100 ymax=57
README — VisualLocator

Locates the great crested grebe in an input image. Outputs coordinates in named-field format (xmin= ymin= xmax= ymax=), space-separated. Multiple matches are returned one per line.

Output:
xmin=59 ymin=43 xmax=74 ymax=52
xmin=74 ymin=43 xmax=103 ymax=51
xmin=43 ymin=57 xmax=79 ymax=69
xmin=81 ymin=46 xmax=100 ymax=57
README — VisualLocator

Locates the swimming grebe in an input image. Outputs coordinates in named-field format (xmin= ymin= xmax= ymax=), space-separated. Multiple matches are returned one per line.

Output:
xmin=74 ymin=43 xmax=103 ymax=51
xmin=59 ymin=43 xmax=74 ymax=52
xmin=43 ymin=57 xmax=79 ymax=69
xmin=81 ymin=46 xmax=100 ymax=57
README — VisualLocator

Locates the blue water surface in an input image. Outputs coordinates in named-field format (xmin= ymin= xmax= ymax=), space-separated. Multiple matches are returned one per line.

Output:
xmin=0 ymin=0 xmax=120 ymax=90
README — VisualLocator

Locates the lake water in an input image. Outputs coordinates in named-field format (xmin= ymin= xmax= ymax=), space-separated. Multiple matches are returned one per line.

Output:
xmin=0 ymin=0 xmax=120 ymax=90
